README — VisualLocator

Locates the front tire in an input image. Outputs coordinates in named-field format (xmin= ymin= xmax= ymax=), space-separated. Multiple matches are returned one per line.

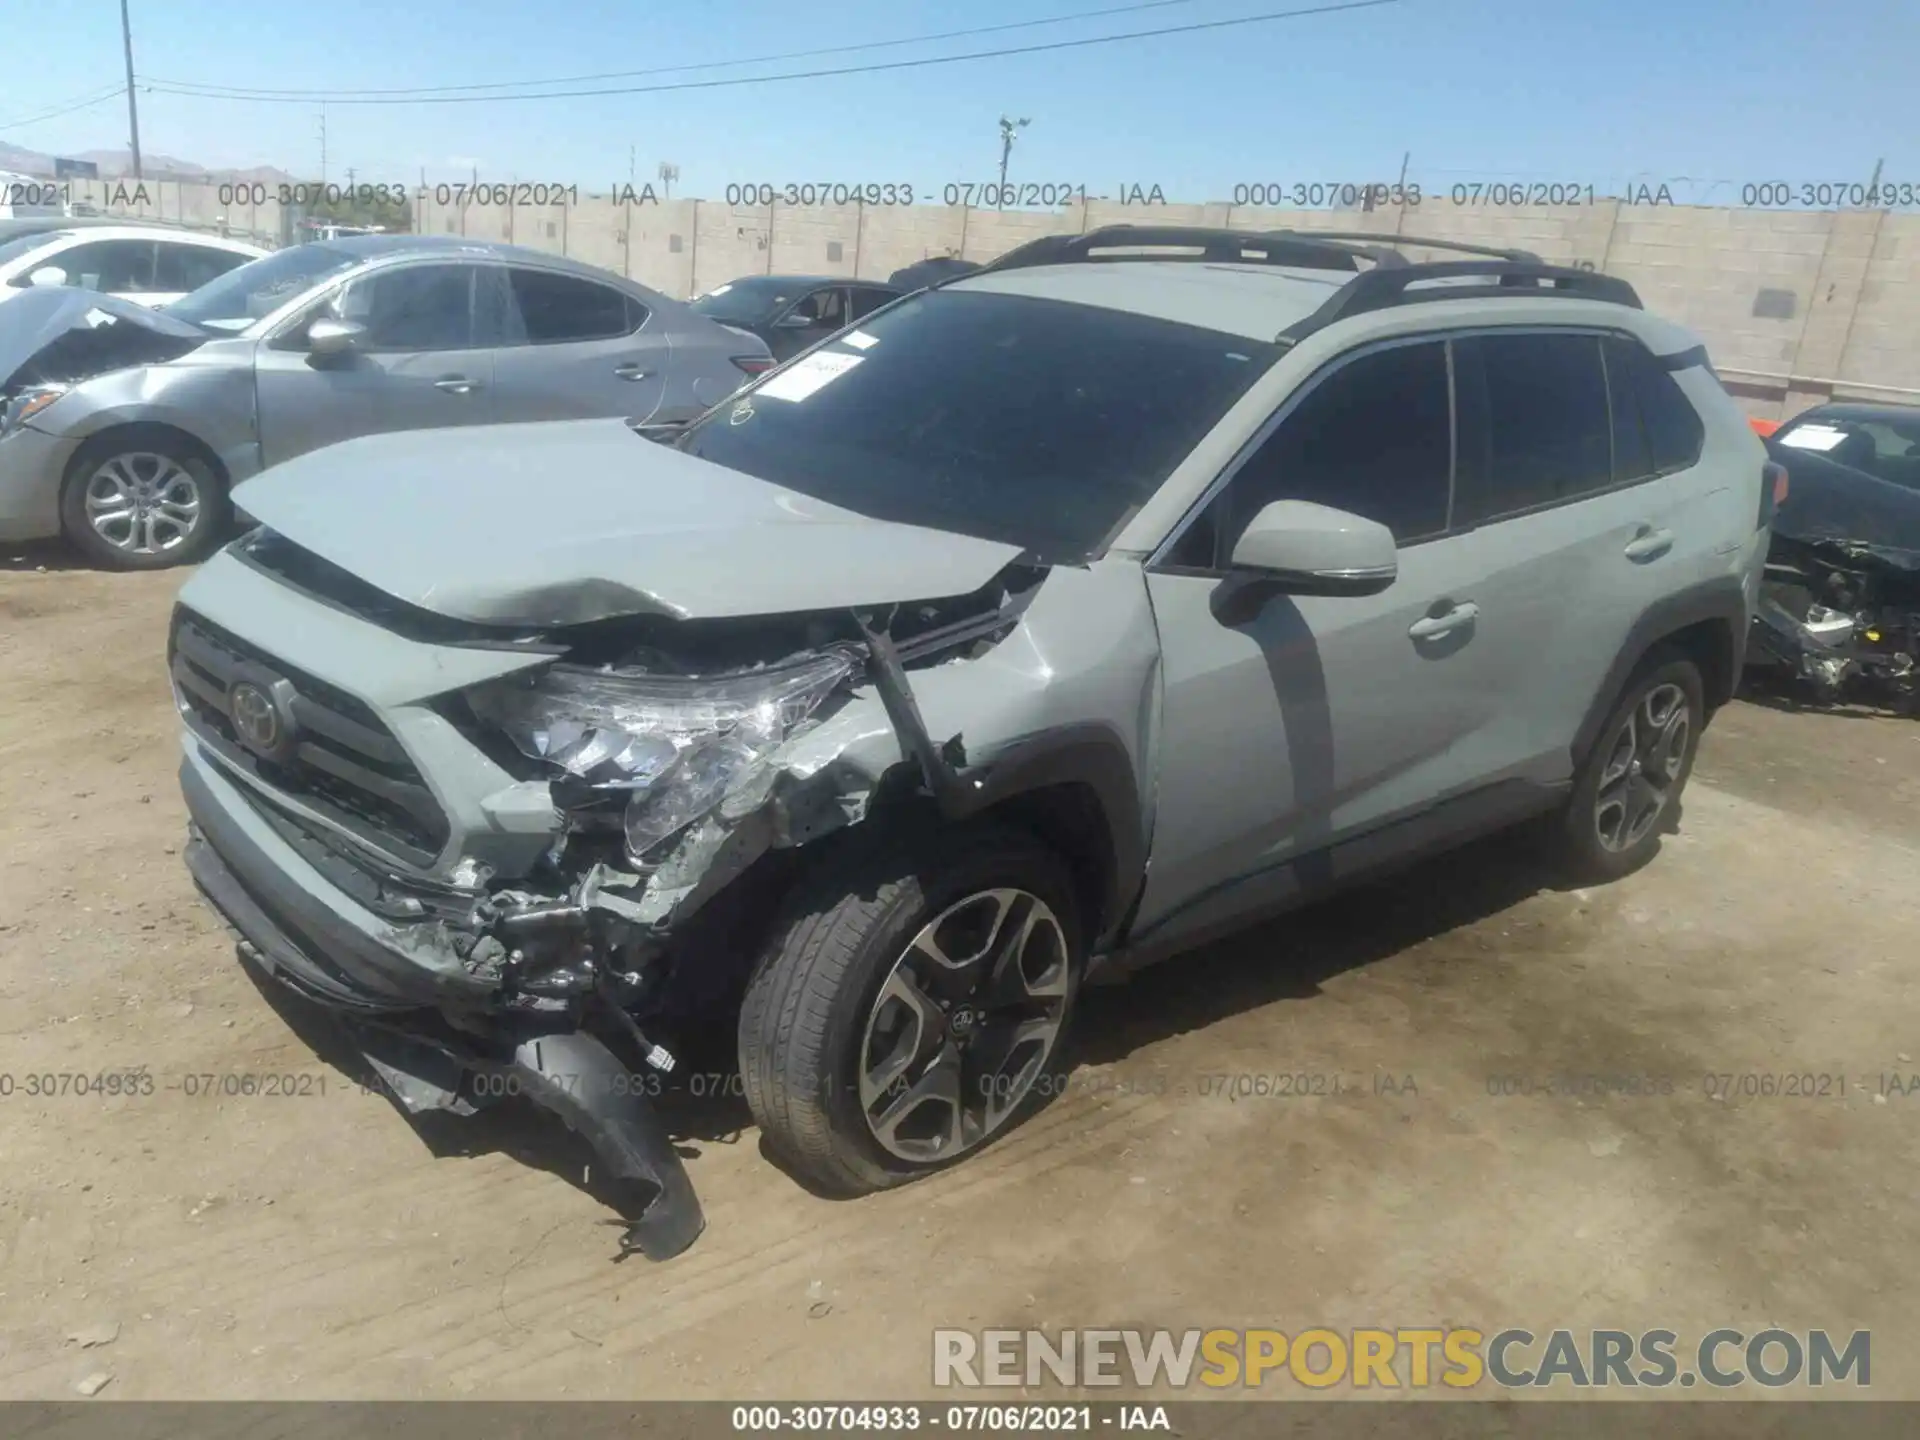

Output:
xmin=1556 ymin=651 xmax=1705 ymax=881
xmin=739 ymin=823 xmax=1083 ymax=1197
xmin=59 ymin=431 xmax=229 ymax=571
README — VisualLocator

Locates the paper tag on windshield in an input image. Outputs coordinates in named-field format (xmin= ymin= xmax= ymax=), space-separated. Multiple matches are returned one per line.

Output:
xmin=1778 ymin=424 xmax=1849 ymax=452
xmin=841 ymin=329 xmax=880 ymax=350
xmin=757 ymin=350 xmax=863 ymax=402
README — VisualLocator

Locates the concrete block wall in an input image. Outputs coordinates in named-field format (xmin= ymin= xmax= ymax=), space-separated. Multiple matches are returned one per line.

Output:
xmin=78 ymin=180 xmax=1920 ymax=416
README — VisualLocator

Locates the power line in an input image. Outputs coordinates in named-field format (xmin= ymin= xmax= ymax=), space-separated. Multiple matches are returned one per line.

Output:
xmin=140 ymin=0 xmax=1404 ymax=107
xmin=148 ymin=0 xmax=1201 ymax=99
xmin=0 ymin=84 xmax=129 ymax=133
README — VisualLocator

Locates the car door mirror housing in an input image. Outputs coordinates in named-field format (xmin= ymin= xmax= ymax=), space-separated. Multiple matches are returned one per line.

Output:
xmin=774 ymin=311 xmax=817 ymax=330
xmin=27 ymin=266 xmax=68 ymax=288
xmin=306 ymin=317 xmax=365 ymax=356
xmin=1228 ymin=500 xmax=1398 ymax=596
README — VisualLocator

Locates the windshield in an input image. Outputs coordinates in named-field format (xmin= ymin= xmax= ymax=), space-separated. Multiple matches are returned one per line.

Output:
xmin=166 ymin=243 xmax=358 ymax=331
xmin=1776 ymin=410 xmax=1920 ymax=493
xmin=676 ymin=288 xmax=1276 ymax=562
xmin=0 ymin=231 xmax=65 ymax=267
xmin=689 ymin=278 xmax=808 ymax=327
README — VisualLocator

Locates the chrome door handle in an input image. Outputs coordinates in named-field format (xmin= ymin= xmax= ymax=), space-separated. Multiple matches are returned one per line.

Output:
xmin=1624 ymin=526 xmax=1674 ymax=562
xmin=1408 ymin=601 xmax=1480 ymax=641
xmin=434 ymin=376 xmax=478 ymax=394
xmin=612 ymin=363 xmax=653 ymax=381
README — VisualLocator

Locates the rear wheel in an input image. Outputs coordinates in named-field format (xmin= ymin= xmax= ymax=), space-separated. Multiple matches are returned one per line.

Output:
xmin=738 ymin=824 xmax=1082 ymax=1196
xmin=59 ymin=432 xmax=229 ymax=570
xmin=1555 ymin=652 xmax=1704 ymax=881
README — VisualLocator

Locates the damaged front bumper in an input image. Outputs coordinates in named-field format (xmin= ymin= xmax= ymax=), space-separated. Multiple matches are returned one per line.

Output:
xmin=179 ymin=742 xmax=706 ymax=1259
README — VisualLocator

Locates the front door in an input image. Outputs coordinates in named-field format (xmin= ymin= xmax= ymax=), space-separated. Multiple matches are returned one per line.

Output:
xmin=1134 ymin=337 xmax=1509 ymax=944
xmin=254 ymin=260 xmax=496 ymax=466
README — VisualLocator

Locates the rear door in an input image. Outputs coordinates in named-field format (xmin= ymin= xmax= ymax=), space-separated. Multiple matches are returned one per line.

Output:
xmin=1444 ymin=329 xmax=1689 ymax=771
xmin=253 ymin=260 xmax=496 ymax=465
xmin=488 ymin=265 xmax=670 ymax=423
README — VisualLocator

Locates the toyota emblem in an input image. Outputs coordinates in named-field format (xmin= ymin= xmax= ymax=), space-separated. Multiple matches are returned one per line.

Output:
xmin=229 ymin=682 xmax=281 ymax=753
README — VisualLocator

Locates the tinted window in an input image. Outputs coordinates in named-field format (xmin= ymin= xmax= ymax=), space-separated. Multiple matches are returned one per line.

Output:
xmin=153 ymin=242 xmax=248 ymax=294
xmin=788 ymin=287 xmax=847 ymax=327
xmin=0 ymin=231 xmax=68 ymax=268
xmin=1606 ymin=336 xmax=1704 ymax=477
xmin=1176 ymin=340 xmax=1452 ymax=567
xmin=1460 ymin=333 xmax=1612 ymax=519
xmin=333 ymin=264 xmax=475 ymax=350
xmin=42 ymin=239 xmax=155 ymax=293
xmin=677 ymin=288 xmax=1275 ymax=563
xmin=506 ymin=268 xmax=638 ymax=343
xmin=849 ymin=286 xmax=896 ymax=320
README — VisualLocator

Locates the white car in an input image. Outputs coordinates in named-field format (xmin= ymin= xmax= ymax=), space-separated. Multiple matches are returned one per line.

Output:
xmin=0 ymin=222 xmax=267 ymax=310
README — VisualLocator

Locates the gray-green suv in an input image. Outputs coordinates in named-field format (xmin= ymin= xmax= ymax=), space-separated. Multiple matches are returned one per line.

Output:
xmin=170 ymin=226 xmax=1772 ymax=1259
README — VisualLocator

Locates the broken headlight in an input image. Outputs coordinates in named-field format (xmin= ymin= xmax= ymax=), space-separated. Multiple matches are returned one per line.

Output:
xmin=468 ymin=649 xmax=856 ymax=863
xmin=1 ymin=385 xmax=68 ymax=435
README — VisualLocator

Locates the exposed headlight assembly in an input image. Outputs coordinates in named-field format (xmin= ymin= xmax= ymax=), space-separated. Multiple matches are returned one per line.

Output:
xmin=0 ymin=385 xmax=68 ymax=435
xmin=469 ymin=649 xmax=856 ymax=863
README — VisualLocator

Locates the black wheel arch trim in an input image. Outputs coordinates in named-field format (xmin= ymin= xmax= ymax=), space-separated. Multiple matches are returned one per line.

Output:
xmin=941 ymin=721 xmax=1148 ymax=950
xmin=1572 ymin=574 xmax=1747 ymax=765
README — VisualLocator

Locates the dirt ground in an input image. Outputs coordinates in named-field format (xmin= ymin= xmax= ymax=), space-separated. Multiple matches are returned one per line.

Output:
xmin=1 ymin=554 xmax=1917 ymax=1404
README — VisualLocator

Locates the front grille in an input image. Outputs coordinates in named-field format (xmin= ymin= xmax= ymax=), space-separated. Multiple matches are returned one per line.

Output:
xmin=170 ymin=606 xmax=451 ymax=867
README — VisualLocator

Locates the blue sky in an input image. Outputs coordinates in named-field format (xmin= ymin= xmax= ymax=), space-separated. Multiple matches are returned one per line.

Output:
xmin=4 ymin=0 xmax=1916 ymax=202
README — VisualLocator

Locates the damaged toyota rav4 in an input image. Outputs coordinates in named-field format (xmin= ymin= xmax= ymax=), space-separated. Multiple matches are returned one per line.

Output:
xmin=173 ymin=227 xmax=1771 ymax=1259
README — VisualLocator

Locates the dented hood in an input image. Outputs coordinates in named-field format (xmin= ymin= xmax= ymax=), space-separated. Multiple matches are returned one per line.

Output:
xmin=232 ymin=418 xmax=1028 ymax=625
xmin=0 ymin=285 xmax=206 ymax=390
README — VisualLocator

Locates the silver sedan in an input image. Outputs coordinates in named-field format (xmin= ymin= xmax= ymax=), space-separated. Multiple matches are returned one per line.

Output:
xmin=0 ymin=235 xmax=773 ymax=568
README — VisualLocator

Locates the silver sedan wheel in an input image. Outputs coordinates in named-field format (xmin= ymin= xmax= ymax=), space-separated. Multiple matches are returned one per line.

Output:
xmin=858 ymin=888 xmax=1072 ymax=1164
xmin=1594 ymin=682 xmax=1691 ymax=852
xmin=83 ymin=452 xmax=203 ymax=557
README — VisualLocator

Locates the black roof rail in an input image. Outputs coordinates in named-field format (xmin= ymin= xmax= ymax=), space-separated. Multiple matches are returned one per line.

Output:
xmin=969 ymin=224 xmax=1403 ymax=279
xmin=1276 ymin=259 xmax=1642 ymax=345
xmin=1283 ymin=230 xmax=1544 ymax=264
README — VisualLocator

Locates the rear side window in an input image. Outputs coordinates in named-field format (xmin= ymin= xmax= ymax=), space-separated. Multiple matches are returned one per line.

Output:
xmin=506 ymin=267 xmax=641 ymax=343
xmin=849 ymin=286 xmax=896 ymax=320
xmin=1181 ymin=340 xmax=1452 ymax=567
xmin=1605 ymin=336 xmax=1705 ymax=477
xmin=1455 ymin=333 xmax=1612 ymax=522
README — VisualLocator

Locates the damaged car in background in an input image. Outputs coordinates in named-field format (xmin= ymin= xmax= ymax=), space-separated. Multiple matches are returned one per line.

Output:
xmin=171 ymin=226 xmax=1767 ymax=1259
xmin=1748 ymin=404 xmax=1920 ymax=713
xmin=0 ymin=238 xmax=769 ymax=569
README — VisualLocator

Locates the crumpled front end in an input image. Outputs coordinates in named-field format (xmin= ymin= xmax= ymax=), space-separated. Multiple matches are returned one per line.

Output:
xmin=171 ymin=530 xmax=1049 ymax=1259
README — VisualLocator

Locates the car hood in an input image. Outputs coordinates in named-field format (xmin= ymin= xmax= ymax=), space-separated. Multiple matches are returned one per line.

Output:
xmin=0 ymin=285 xmax=207 ymax=391
xmin=232 ymin=419 xmax=1029 ymax=626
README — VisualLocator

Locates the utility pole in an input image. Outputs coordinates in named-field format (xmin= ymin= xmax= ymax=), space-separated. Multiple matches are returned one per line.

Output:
xmin=1867 ymin=156 xmax=1885 ymax=207
xmin=997 ymin=115 xmax=1030 ymax=201
xmin=658 ymin=161 xmax=679 ymax=199
xmin=317 ymin=107 xmax=327 ymax=183
xmin=119 ymin=0 xmax=143 ymax=179
xmin=629 ymin=145 xmax=636 ymax=187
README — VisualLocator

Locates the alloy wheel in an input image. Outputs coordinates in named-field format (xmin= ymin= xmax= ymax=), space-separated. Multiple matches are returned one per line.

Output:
xmin=1593 ymin=682 xmax=1691 ymax=852
xmin=858 ymin=888 xmax=1072 ymax=1163
xmin=83 ymin=452 xmax=203 ymax=557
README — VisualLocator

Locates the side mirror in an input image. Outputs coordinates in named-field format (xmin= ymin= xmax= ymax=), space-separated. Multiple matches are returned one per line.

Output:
xmin=27 ymin=266 xmax=68 ymax=288
xmin=1230 ymin=500 xmax=1398 ymax=595
xmin=774 ymin=311 xmax=818 ymax=330
xmin=306 ymin=317 xmax=365 ymax=357
xmin=1211 ymin=500 xmax=1397 ymax=624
